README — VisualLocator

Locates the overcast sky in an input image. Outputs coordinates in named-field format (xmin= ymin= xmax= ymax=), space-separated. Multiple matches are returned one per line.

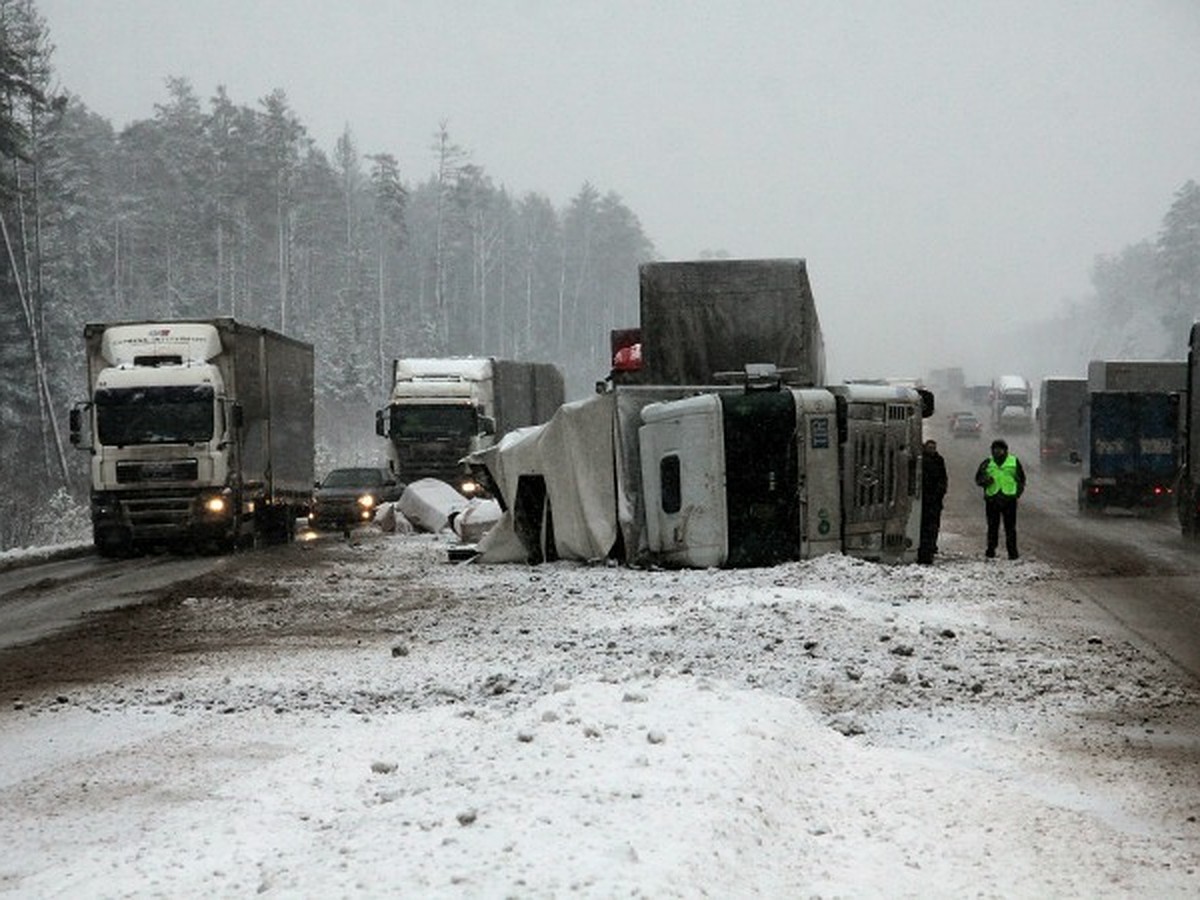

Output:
xmin=37 ymin=0 xmax=1200 ymax=380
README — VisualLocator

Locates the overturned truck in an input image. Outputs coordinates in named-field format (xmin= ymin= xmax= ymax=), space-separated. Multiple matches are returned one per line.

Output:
xmin=470 ymin=258 xmax=931 ymax=568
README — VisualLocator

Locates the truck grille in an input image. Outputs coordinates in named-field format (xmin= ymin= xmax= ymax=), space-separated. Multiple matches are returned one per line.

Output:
xmin=121 ymin=489 xmax=196 ymax=534
xmin=397 ymin=446 xmax=469 ymax=482
xmin=117 ymin=459 xmax=199 ymax=483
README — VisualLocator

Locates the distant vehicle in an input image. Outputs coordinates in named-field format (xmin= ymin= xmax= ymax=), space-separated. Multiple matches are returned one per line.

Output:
xmin=309 ymin=467 xmax=402 ymax=534
xmin=1078 ymin=393 xmax=1179 ymax=515
xmin=950 ymin=411 xmax=983 ymax=438
xmin=999 ymin=404 xmax=1033 ymax=432
xmin=1078 ymin=360 xmax=1185 ymax=516
xmin=991 ymin=374 xmax=1033 ymax=432
xmin=1037 ymin=377 xmax=1087 ymax=466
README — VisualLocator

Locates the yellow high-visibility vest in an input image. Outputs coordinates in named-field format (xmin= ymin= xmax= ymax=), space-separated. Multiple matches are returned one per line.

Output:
xmin=985 ymin=455 xmax=1020 ymax=497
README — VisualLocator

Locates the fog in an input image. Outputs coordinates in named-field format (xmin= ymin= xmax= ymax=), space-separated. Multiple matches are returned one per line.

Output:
xmin=38 ymin=0 xmax=1200 ymax=382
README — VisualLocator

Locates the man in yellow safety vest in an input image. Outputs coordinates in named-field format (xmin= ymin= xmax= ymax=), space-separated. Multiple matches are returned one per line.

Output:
xmin=974 ymin=438 xmax=1027 ymax=560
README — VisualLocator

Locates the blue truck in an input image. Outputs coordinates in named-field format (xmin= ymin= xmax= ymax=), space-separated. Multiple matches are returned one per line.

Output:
xmin=1077 ymin=360 xmax=1185 ymax=516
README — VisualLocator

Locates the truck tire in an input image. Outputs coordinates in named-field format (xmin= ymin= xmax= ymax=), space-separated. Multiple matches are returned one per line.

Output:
xmin=94 ymin=527 xmax=131 ymax=559
xmin=258 ymin=506 xmax=296 ymax=545
xmin=1177 ymin=481 xmax=1198 ymax=538
xmin=1078 ymin=484 xmax=1101 ymax=517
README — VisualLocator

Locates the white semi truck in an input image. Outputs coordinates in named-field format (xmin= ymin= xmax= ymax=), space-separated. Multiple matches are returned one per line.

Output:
xmin=469 ymin=258 xmax=932 ymax=568
xmin=69 ymin=318 xmax=314 ymax=556
xmin=991 ymin=374 xmax=1033 ymax=432
xmin=375 ymin=357 xmax=564 ymax=496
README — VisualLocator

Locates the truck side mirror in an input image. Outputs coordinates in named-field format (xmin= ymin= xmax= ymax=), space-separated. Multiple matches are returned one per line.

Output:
xmin=480 ymin=415 xmax=496 ymax=436
xmin=68 ymin=404 xmax=93 ymax=449
xmin=375 ymin=408 xmax=387 ymax=437
xmin=917 ymin=388 xmax=935 ymax=418
xmin=231 ymin=403 xmax=244 ymax=429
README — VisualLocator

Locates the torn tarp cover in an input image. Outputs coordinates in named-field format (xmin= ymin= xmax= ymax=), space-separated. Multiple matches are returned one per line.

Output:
xmin=474 ymin=393 xmax=619 ymax=563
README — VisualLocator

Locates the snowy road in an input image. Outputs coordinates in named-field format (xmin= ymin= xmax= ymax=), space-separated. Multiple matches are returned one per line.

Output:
xmin=0 ymin=551 xmax=230 ymax=650
xmin=1 ymin=430 xmax=1199 ymax=895
xmin=936 ymin=420 xmax=1200 ymax=678
xmin=2 ymin=550 xmax=1199 ymax=893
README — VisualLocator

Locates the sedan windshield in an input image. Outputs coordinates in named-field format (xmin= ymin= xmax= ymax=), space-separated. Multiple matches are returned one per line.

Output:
xmin=95 ymin=385 xmax=215 ymax=445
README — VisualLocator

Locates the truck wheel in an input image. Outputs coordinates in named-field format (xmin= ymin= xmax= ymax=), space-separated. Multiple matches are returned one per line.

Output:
xmin=1183 ymin=509 xmax=1200 ymax=539
xmin=1078 ymin=487 xmax=1101 ymax=517
xmin=94 ymin=529 xmax=131 ymax=558
xmin=257 ymin=507 xmax=292 ymax=545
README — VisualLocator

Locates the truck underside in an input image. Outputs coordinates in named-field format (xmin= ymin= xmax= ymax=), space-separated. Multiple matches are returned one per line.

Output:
xmin=91 ymin=488 xmax=302 ymax=556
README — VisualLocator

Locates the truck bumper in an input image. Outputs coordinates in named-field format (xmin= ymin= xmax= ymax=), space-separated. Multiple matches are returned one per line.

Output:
xmin=1078 ymin=478 xmax=1174 ymax=513
xmin=91 ymin=488 xmax=239 ymax=552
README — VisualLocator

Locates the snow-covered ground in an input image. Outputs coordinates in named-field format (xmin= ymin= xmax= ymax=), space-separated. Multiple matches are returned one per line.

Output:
xmin=2 ymin=525 xmax=1199 ymax=897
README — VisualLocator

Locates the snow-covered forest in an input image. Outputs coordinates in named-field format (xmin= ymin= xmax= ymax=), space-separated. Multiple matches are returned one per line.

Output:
xmin=2 ymin=0 xmax=1199 ymax=552
xmin=0 ymin=1 xmax=655 ymax=550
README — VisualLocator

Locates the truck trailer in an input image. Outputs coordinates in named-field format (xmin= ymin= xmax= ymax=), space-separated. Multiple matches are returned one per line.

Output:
xmin=1087 ymin=358 xmax=1187 ymax=392
xmin=375 ymin=357 xmax=565 ymax=496
xmin=1177 ymin=327 xmax=1200 ymax=536
xmin=69 ymin=318 xmax=314 ymax=555
xmin=469 ymin=258 xmax=931 ymax=568
xmin=609 ymin=258 xmax=825 ymax=388
xmin=1037 ymin=377 xmax=1087 ymax=466
xmin=1078 ymin=359 xmax=1184 ymax=516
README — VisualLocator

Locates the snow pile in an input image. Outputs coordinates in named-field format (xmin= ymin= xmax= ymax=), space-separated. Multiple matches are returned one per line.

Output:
xmin=1 ymin=532 xmax=1198 ymax=896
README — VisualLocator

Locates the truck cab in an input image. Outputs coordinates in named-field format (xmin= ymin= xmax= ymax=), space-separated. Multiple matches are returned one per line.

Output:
xmin=376 ymin=357 xmax=564 ymax=498
xmin=375 ymin=358 xmax=496 ymax=496
xmin=638 ymin=379 xmax=926 ymax=567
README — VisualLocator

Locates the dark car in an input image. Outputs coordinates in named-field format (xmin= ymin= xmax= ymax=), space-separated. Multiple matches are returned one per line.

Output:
xmin=950 ymin=411 xmax=983 ymax=438
xmin=309 ymin=467 xmax=402 ymax=533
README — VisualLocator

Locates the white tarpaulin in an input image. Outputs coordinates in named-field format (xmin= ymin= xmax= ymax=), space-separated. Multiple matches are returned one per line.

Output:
xmin=474 ymin=393 xmax=619 ymax=563
xmin=397 ymin=478 xmax=468 ymax=534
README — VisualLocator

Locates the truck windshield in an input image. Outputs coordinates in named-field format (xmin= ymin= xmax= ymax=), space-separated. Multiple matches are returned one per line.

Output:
xmin=95 ymin=385 xmax=216 ymax=445
xmin=391 ymin=405 xmax=476 ymax=440
xmin=322 ymin=468 xmax=384 ymax=488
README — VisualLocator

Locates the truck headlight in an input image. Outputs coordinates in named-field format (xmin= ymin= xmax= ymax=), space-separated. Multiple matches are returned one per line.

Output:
xmin=202 ymin=495 xmax=229 ymax=515
xmin=357 ymin=494 xmax=376 ymax=510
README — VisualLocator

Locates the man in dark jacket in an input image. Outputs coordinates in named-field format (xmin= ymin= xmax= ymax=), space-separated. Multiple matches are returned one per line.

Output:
xmin=975 ymin=438 xmax=1027 ymax=559
xmin=918 ymin=439 xmax=948 ymax=564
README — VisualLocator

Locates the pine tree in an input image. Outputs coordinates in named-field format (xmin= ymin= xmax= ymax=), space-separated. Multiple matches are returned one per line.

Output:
xmin=367 ymin=151 xmax=406 ymax=390
xmin=1157 ymin=180 xmax=1200 ymax=338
